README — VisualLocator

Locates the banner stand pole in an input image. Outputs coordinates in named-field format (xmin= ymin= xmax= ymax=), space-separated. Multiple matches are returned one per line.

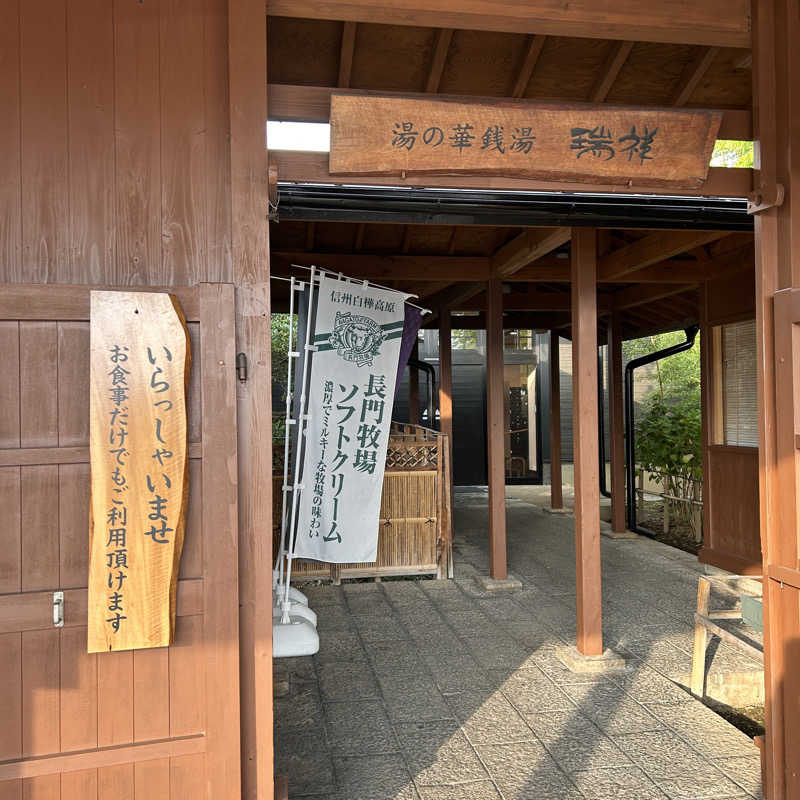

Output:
xmin=272 ymin=279 xmax=315 ymax=623
xmin=282 ymin=266 xmax=318 ymax=625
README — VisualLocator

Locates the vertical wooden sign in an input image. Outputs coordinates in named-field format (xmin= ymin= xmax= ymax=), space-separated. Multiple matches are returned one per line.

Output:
xmin=88 ymin=291 xmax=191 ymax=653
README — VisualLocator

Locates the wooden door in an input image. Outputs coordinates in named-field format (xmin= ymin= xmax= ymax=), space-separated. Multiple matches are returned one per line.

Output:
xmin=769 ymin=288 xmax=800 ymax=796
xmin=0 ymin=284 xmax=240 ymax=800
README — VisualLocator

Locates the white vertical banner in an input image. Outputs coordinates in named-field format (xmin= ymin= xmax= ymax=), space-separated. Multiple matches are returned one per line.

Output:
xmin=294 ymin=276 xmax=410 ymax=563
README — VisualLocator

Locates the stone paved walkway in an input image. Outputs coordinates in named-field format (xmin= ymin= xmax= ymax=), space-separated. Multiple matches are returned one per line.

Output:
xmin=275 ymin=491 xmax=764 ymax=800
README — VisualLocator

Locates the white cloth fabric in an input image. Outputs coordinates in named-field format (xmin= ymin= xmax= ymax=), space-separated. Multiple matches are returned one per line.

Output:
xmin=293 ymin=276 xmax=409 ymax=563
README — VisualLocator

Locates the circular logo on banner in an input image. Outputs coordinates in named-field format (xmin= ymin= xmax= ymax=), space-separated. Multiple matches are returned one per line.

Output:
xmin=330 ymin=311 xmax=386 ymax=367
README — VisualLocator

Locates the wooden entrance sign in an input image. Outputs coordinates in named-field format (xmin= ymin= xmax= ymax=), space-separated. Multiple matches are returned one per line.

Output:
xmin=88 ymin=291 xmax=190 ymax=653
xmin=330 ymin=95 xmax=722 ymax=187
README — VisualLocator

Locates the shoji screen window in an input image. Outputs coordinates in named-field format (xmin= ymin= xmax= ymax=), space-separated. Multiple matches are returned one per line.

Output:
xmin=712 ymin=319 xmax=758 ymax=447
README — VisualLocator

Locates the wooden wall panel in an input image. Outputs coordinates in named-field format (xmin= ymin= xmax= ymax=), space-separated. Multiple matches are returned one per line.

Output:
xmin=134 ymin=759 xmax=170 ymax=800
xmin=58 ymin=464 xmax=90 ymax=590
xmin=22 ymin=775 xmax=59 ymax=800
xmin=0 ymin=0 xmax=21 ymax=281
xmin=160 ymin=0 xmax=208 ymax=285
xmin=61 ymin=769 xmax=98 ymax=800
xmin=0 ymin=633 xmax=22 ymax=762
xmin=19 ymin=0 xmax=69 ymax=283
xmin=0 ymin=468 xmax=21 ymax=593
xmin=21 ymin=630 xmax=60 ymax=758
xmin=204 ymin=0 xmax=233 ymax=282
xmin=59 ymin=627 xmax=98 ymax=753
xmin=19 ymin=324 xmax=58 ymax=449
xmin=701 ymin=446 xmax=761 ymax=572
xmin=133 ymin=648 xmax=170 ymax=742
xmin=98 ymin=765 xmax=134 ymax=800
xmin=20 ymin=467 xmax=59 ymax=593
xmin=0 ymin=0 xmax=233 ymax=287
xmin=113 ymin=0 xmax=162 ymax=286
xmin=57 ymin=323 xmax=90 ymax=447
xmin=67 ymin=0 xmax=115 ymax=284
xmin=97 ymin=652 xmax=134 ymax=747
xmin=180 ymin=459 xmax=204 ymax=579
xmin=0 ymin=780 xmax=21 ymax=800
xmin=0 ymin=323 xmax=20 ymax=449
xmin=707 ymin=269 xmax=756 ymax=324
xmin=169 ymin=615 xmax=205 ymax=736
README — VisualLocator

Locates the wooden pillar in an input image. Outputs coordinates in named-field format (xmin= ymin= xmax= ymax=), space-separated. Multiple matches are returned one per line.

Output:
xmin=571 ymin=227 xmax=603 ymax=656
xmin=230 ymin=1 xmax=273 ymax=797
xmin=549 ymin=330 xmax=563 ymax=509
xmin=408 ymin=340 xmax=420 ymax=424
xmin=439 ymin=310 xmax=454 ymax=482
xmin=486 ymin=277 xmax=508 ymax=579
xmin=752 ymin=1 xmax=800 ymax=796
xmin=608 ymin=313 xmax=626 ymax=532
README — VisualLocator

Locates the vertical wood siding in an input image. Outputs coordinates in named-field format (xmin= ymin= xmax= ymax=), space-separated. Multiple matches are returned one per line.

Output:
xmin=0 ymin=0 xmax=232 ymax=286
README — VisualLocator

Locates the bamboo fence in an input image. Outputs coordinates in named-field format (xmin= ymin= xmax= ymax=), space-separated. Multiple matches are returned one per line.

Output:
xmin=273 ymin=422 xmax=453 ymax=582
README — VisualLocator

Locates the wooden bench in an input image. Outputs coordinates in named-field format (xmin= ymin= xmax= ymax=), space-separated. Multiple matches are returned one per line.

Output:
xmin=690 ymin=574 xmax=764 ymax=698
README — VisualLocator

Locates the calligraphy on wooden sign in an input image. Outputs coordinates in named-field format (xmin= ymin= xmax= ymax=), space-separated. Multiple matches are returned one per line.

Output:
xmin=329 ymin=95 xmax=722 ymax=187
xmin=88 ymin=291 xmax=191 ymax=653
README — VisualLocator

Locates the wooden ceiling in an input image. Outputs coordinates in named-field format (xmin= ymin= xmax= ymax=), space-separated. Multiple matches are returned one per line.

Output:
xmin=266 ymin=5 xmax=754 ymax=341
xmin=270 ymin=219 xmax=755 ymax=340
xmin=267 ymin=17 xmax=751 ymax=115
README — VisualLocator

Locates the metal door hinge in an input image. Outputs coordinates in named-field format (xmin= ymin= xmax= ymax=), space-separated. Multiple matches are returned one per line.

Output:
xmin=236 ymin=352 xmax=248 ymax=383
xmin=53 ymin=591 xmax=64 ymax=628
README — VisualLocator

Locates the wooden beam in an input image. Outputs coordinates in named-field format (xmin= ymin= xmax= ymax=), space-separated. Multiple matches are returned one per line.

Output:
xmin=267 ymin=83 xmax=754 ymax=140
xmin=401 ymin=225 xmax=412 ymax=253
xmin=446 ymin=227 xmax=458 ymax=255
xmin=549 ymin=330 xmax=563 ymax=509
xmin=338 ymin=21 xmax=357 ymax=88
xmin=511 ymin=35 xmax=546 ymax=98
xmin=486 ymin=277 xmax=507 ymax=579
xmin=305 ymin=221 xmax=315 ymax=250
xmin=438 ymin=311 xmax=454 ymax=502
xmin=590 ymin=41 xmax=634 ymax=103
xmin=598 ymin=230 xmax=731 ymax=281
xmin=266 ymin=0 xmax=751 ymax=47
xmin=492 ymin=227 xmax=571 ymax=278
xmin=612 ymin=281 xmax=698 ymax=310
xmin=272 ymin=252 xmax=491 ymax=281
xmin=272 ymin=150 xmax=754 ymax=199
xmin=273 ymin=248 xmax=750 ymax=287
xmin=354 ymin=222 xmax=365 ymax=249
xmin=425 ymin=28 xmax=453 ymax=93
xmin=571 ymin=227 xmax=603 ymax=656
xmin=672 ymin=46 xmax=719 ymax=107
xmin=752 ymin=0 xmax=796 ymax=795
xmin=426 ymin=281 xmax=485 ymax=317
xmin=231 ymin=0 xmax=272 ymax=796
xmin=459 ymin=288 xmax=611 ymax=312
xmin=434 ymin=310 xmax=573 ymax=330
xmin=608 ymin=313 xmax=626 ymax=532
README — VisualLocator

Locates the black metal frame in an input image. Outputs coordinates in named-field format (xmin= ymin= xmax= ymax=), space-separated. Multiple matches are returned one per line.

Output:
xmin=624 ymin=325 xmax=700 ymax=535
xmin=276 ymin=183 xmax=753 ymax=231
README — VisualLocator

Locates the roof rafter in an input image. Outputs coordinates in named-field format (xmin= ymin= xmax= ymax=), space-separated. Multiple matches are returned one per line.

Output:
xmin=597 ymin=230 xmax=731 ymax=281
xmin=491 ymin=227 xmax=571 ymax=278
xmin=612 ymin=281 xmax=698 ymax=310
xmin=425 ymin=28 xmax=453 ymax=93
xmin=338 ymin=21 xmax=357 ymax=88
xmin=589 ymin=41 xmax=634 ymax=103
xmin=672 ymin=46 xmax=719 ymax=106
xmin=511 ymin=35 xmax=546 ymax=98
